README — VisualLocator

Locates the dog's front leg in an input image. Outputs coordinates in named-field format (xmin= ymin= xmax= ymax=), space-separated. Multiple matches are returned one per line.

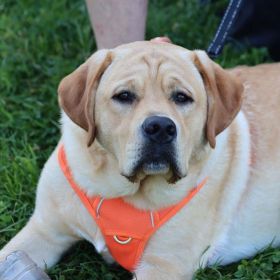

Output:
xmin=0 ymin=213 xmax=77 ymax=269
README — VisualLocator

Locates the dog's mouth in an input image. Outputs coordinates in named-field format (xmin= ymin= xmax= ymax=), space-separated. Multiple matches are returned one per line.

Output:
xmin=124 ymin=143 xmax=184 ymax=183
xmin=142 ymin=159 xmax=170 ymax=175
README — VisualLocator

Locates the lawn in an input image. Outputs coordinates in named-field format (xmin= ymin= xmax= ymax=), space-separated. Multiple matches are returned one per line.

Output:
xmin=0 ymin=0 xmax=279 ymax=279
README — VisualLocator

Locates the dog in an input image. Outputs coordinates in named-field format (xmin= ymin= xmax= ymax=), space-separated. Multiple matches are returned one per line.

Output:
xmin=0 ymin=41 xmax=279 ymax=279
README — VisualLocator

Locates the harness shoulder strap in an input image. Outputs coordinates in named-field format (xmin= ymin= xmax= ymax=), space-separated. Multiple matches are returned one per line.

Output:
xmin=155 ymin=178 xmax=208 ymax=229
xmin=57 ymin=145 xmax=100 ymax=219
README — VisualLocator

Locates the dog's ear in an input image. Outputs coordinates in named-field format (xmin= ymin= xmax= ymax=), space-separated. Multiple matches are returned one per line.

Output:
xmin=58 ymin=50 xmax=112 ymax=146
xmin=193 ymin=50 xmax=243 ymax=148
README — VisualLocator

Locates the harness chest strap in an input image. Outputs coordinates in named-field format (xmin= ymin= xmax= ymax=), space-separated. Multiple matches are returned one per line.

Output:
xmin=58 ymin=145 xmax=207 ymax=271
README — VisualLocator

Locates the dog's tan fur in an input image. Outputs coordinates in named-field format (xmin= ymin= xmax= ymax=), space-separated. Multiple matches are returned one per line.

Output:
xmin=1 ymin=42 xmax=279 ymax=279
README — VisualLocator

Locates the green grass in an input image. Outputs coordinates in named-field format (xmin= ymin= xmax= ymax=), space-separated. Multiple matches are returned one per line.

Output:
xmin=0 ymin=0 xmax=279 ymax=279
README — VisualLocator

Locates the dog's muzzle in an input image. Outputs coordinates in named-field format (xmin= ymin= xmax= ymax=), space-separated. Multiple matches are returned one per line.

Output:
xmin=127 ymin=116 xmax=183 ymax=183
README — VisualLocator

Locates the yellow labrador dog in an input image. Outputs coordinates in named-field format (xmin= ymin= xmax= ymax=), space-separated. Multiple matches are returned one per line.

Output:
xmin=0 ymin=41 xmax=279 ymax=279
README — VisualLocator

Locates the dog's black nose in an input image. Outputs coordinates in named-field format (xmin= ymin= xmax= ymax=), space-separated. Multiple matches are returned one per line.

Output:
xmin=142 ymin=116 xmax=177 ymax=144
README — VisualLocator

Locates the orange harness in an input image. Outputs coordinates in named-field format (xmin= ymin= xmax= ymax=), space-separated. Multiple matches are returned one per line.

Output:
xmin=58 ymin=146 xmax=207 ymax=271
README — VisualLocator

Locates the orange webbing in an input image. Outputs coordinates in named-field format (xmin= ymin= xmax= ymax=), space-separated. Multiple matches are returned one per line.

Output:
xmin=58 ymin=145 xmax=207 ymax=271
xmin=58 ymin=145 xmax=99 ymax=219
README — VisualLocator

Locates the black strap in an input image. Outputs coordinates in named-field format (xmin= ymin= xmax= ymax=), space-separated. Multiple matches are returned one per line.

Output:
xmin=207 ymin=0 xmax=243 ymax=58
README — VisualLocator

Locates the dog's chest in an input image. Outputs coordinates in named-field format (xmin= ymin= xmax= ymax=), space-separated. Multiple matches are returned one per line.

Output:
xmin=93 ymin=229 xmax=115 ymax=264
xmin=75 ymin=216 xmax=115 ymax=264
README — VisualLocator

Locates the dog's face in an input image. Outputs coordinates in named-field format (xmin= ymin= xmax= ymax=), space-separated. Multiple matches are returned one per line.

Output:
xmin=59 ymin=42 xmax=242 ymax=184
xmin=94 ymin=45 xmax=207 ymax=183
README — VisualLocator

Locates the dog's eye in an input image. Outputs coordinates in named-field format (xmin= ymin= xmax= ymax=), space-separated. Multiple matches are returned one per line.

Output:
xmin=171 ymin=91 xmax=194 ymax=105
xmin=112 ymin=91 xmax=136 ymax=104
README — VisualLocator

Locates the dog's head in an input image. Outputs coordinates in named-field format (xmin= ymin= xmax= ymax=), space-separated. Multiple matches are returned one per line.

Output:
xmin=58 ymin=42 xmax=242 ymax=184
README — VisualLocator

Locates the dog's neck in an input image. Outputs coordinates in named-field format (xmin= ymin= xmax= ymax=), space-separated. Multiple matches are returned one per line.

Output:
xmin=123 ymin=129 xmax=229 ymax=210
xmin=61 ymin=114 xmax=229 ymax=210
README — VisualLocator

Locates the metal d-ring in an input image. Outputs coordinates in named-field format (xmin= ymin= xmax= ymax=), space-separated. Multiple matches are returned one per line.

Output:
xmin=113 ymin=235 xmax=132 ymax=245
